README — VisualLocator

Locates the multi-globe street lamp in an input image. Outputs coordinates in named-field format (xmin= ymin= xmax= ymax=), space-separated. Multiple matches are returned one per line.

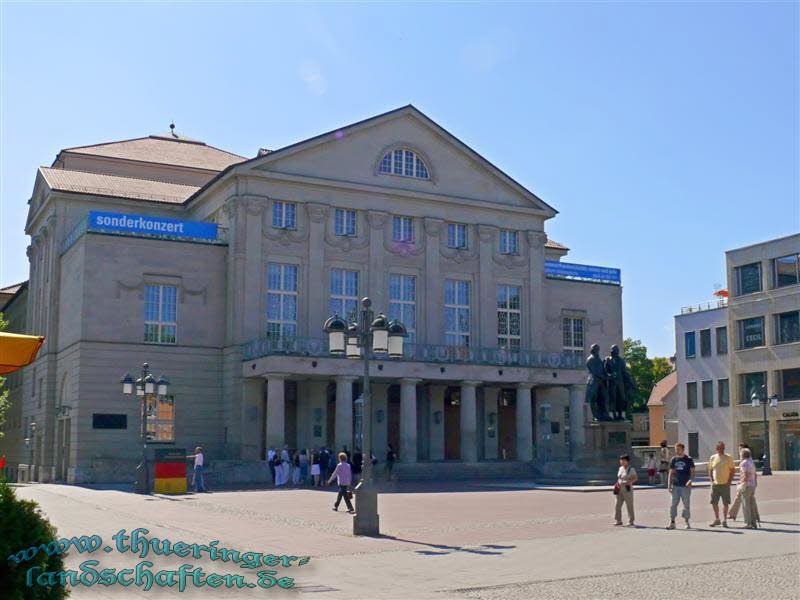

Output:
xmin=750 ymin=384 xmax=778 ymax=476
xmin=120 ymin=363 xmax=170 ymax=494
xmin=324 ymin=297 xmax=407 ymax=536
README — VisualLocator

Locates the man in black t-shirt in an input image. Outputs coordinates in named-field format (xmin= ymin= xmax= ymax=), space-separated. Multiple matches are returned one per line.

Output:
xmin=667 ymin=442 xmax=695 ymax=530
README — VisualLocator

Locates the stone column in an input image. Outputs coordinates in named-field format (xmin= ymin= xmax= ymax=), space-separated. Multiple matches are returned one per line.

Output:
xmin=429 ymin=385 xmax=446 ymax=460
xmin=516 ymin=384 xmax=534 ymax=461
xmin=569 ymin=384 xmax=586 ymax=449
xmin=460 ymin=381 xmax=480 ymax=462
xmin=335 ymin=376 xmax=356 ymax=453
xmin=477 ymin=225 xmax=497 ymax=347
xmin=483 ymin=386 xmax=500 ymax=460
xmin=241 ymin=378 xmax=265 ymax=460
xmin=400 ymin=378 xmax=421 ymax=463
xmin=527 ymin=231 xmax=548 ymax=350
xmin=265 ymin=374 xmax=287 ymax=451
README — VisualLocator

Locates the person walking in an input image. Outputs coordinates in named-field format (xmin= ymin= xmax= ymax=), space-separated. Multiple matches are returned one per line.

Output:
xmin=187 ymin=446 xmax=207 ymax=493
xmin=327 ymin=452 xmax=355 ymax=513
xmin=707 ymin=441 xmax=735 ymax=527
xmin=667 ymin=442 xmax=695 ymax=529
xmin=311 ymin=448 xmax=321 ymax=487
xmin=737 ymin=449 xmax=759 ymax=529
xmin=728 ymin=444 xmax=761 ymax=524
xmin=645 ymin=453 xmax=657 ymax=486
xmin=319 ymin=447 xmax=331 ymax=484
xmin=613 ymin=454 xmax=638 ymax=526
xmin=299 ymin=449 xmax=309 ymax=486
xmin=658 ymin=440 xmax=671 ymax=487
xmin=386 ymin=444 xmax=397 ymax=481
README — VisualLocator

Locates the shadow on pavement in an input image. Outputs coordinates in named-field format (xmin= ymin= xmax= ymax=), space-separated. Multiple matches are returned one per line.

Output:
xmin=377 ymin=535 xmax=516 ymax=556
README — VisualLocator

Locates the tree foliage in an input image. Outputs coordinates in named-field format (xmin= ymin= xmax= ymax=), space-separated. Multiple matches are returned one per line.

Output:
xmin=623 ymin=338 xmax=672 ymax=412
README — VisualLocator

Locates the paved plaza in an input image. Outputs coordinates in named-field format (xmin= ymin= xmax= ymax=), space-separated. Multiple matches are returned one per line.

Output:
xmin=12 ymin=473 xmax=800 ymax=599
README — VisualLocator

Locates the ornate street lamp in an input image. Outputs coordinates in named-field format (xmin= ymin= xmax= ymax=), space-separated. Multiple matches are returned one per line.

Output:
xmin=121 ymin=363 xmax=170 ymax=494
xmin=323 ymin=297 xmax=407 ymax=536
xmin=750 ymin=384 xmax=778 ymax=476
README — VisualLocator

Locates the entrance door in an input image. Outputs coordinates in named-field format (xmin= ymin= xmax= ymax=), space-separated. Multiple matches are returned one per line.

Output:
xmin=444 ymin=387 xmax=461 ymax=460
xmin=498 ymin=391 xmax=517 ymax=460
xmin=387 ymin=385 xmax=400 ymax=455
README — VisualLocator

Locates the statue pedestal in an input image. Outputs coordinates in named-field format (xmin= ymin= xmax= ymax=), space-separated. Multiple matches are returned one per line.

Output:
xmin=577 ymin=420 xmax=634 ymax=467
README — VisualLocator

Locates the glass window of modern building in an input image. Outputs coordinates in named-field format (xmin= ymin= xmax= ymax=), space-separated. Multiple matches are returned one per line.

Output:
xmin=773 ymin=253 xmax=800 ymax=288
xmin=499 ymin=230 xmax=519 ymax=255
xmin=329 ymin=269 xmax=359 ymax=322
xmin=702 ymin=380 xmax=713 ymax=408
xmin=334 ymin=209 xmax=357 ymax=236
xmin=388 ymin=274 xmax=416 ymax=343
xmin=718 ymin=378 xmax=730 ymax=407
xmin=782 ymin=368 xmax=800 ymax=401
xmin=447 ymin=223 xmax=468 ymax=249
xmin=144 ymin=284 xmax=177 ymax=344
xmin=272 ymin=201 xmax=296 ymax=229
xmin=716 ymin=326 xmax=728 ymax=354
xmin=775 ymin=310 xmax=800 ymax=345
xmin=686 ymin=382 xmax=697 ymax=409
xmin=392 ymin=216 xmax=414 ymax=242
xmin=497 ymin=285 xmax=521 ymax=352
xmin=266 ymin=263 xmax=298 ymax=339
xmin=684 ymin=331 xmax=696 ymax=358
xmin=734 ymin=262 xmax=762 ymax=296
xmin=737 ymin=316 xmax=765 ymax=349
xmin=700 ymin=329 xmax=711 ymax=357
xmin=444 ymin=279 xmax=470 ymax=347
xmin=562 ymin=317 xmax=584 ymax=351
xmin=739 ymin=371 xmax=766 ymax=404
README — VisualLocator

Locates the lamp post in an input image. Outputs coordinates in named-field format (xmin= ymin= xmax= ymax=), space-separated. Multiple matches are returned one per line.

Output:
xmin=25 ymin=421 xmax=36 ymax=482
xmin=120 ymin=363 xmax=170 ymax=494
xmin=750 ymin=384 xmax=778 ymax=476
xmin=324 ymin=297 xmax=407 ymax=536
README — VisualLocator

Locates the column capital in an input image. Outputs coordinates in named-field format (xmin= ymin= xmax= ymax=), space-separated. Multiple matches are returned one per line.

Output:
xmin=516 ymin=382 xmax=534 ymax=390
xmin=400 ymin=377 xmax=423 ymax=385
xmin=334 ymin=375 xmax=358 ymax=382
xmin=263 ymin=373 xmax=290 ymax=380
xmin=461 ymin=380 xmax=482 ymax=388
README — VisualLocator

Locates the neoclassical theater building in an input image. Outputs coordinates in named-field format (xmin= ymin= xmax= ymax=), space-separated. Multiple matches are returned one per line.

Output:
xmin=7 ymin=106 xmax=623 ymax=483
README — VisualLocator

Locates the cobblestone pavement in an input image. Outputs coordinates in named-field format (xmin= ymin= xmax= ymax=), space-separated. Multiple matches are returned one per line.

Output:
xmin=12 ymin=472 xmax=800 ymax=599
xmin=454 ymin=554 xmax=800 ymax=600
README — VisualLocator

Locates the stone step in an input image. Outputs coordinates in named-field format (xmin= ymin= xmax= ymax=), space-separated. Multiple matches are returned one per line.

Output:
xmin=390 ymin=461 xmax=540 ymax=481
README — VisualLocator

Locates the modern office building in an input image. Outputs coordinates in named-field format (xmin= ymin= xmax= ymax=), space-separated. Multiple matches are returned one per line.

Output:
xmin=674 ymin=300 xmax=732 ymax=460
xmin=726 ymin=234 xmax=800 ymax=470
xmin=4 ymin=106 xmax=625 ymax=484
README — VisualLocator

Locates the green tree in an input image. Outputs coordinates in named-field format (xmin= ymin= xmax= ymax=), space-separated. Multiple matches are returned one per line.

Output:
xmin=623 ymin=338 xmax=672 ymax=412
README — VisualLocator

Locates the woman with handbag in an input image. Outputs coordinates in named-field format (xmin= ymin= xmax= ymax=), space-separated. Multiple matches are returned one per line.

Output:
xmin=613 ymin=454 xmax=638 ymax=526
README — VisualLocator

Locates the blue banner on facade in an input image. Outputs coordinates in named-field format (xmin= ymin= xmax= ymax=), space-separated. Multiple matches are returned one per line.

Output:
xmin=88 ymin=211 xmax=218 ymax=241
xmin=544 ymin=260 xmax=621 ymax=284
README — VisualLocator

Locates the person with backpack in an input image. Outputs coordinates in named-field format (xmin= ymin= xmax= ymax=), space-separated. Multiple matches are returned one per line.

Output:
xmin=613 ymin=454 xmax=638 ymax=526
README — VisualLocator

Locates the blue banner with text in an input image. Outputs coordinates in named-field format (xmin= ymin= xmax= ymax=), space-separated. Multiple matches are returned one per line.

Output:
xmin=88 ymin=211 xmax=218 ymax=241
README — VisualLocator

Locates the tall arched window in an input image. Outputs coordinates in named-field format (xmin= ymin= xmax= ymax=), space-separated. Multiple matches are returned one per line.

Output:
xmin=378 ymin=148 xmax=429 ymax=180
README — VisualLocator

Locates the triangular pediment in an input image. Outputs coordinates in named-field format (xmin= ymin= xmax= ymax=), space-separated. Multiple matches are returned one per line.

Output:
xmin=235 ymin=106 xmax=556 ymax=215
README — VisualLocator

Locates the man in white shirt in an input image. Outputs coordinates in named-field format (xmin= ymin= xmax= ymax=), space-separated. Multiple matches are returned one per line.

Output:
xmin=187 ymin=446 xmax=207 ymax=493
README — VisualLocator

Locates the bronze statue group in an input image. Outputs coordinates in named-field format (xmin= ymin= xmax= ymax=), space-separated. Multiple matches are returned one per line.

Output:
xmin=585 ymin=343 xmax=635 ymax=421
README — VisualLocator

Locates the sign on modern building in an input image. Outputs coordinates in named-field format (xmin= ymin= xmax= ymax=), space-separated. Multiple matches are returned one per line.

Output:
xmin=544 ymin=260 xmax=621 ymax=285
xmin=89 ymin=211 xmax=218 ymax=241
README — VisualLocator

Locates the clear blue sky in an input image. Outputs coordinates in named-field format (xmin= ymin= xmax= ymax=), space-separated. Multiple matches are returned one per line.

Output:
xmin=1 ymin=2 xmax=798 ymax=357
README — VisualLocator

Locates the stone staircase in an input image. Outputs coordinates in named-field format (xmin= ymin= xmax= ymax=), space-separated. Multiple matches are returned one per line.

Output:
xmin=390 ymin=461 xmax=541 ymax=481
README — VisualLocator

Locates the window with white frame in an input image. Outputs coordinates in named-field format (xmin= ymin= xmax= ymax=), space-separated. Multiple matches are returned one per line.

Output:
xmin=329 ymin=269 xmax=359 ymax=322
xmin=272 ymin=201 xmax=296 ymax=229
xmin=378 ymin=148 xmax=429 ymax=180
xmin=389 ymin=274 xmax=416 ymax=343
xmin=499 ymin=230 xmax=519 ymax=255
xmin=444 ymin=279 xmax=471 ymax=347
xmin=144 ymin=284 xmax=177 ymax=344
xmin=447 ymin=223 xmax=468 ymax=249
xmin=562 ymin=317 xmax=584 ymax=351
xmin=497 ymin=285 xmax=521 ymax=351
xmin=334 ymin=209 xmax=357 ymax=236
xmin=266 ymin=263 xmax=298 ymax=339
xmin=392 ymin=216 xmax=414 ymax=242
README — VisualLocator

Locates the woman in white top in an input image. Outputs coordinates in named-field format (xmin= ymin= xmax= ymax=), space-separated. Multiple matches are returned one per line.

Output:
xmin=614 ymin=454 xmax=638 ymax=526
xmin=187 ymin=446 xmax=207 ymax=493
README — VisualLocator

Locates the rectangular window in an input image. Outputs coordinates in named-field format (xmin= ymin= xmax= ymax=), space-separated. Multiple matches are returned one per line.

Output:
xmin=272 ymin=201 xmax=296 ymax=229
xmin=497 ymin=285 xmax=522 ymax=352
xmin=686 ymin=382 xmax=697 ymax=409
xmin=684 ymin=331 xmax=696 ymax=358
xmin=740 ymin=371 xmax=766 ymax=404
xmin=388 ymin=274 xmax=416 ymax=343
xmin=737 ymin=317 xmax=765 ymax=349
xmin=266 ymin=263 xmax=298 ymax=339
xmin=92 ymin=414 xmax=127 ymax=429
xmin=329 ymin=269 xmax=359 ymax=322
xmin=782 ymin=368 xmax=800 ymax=400
xmin=716 ymin=326 xmax=728 ymax=354
xmin=144 ymin=284 xmax=177 ymax=344
xmin=392 ymin=216 xmax=414 ymax=242
xmin=146 ymin=395 xmax=175 ymax=442
xmin=775 ymin=310 xmax=800 ymax=345
xmin=734 ymin=262 xmax=762 ymax=296
xmin=499 ymin=230 xmax=519 ymax=255
xmin=773 ymin=253 xmax=799 ymax=288
xmin=702 ymin=380 xmax=713 ymax=408
xmin=562 ymin=317 xmax=585 ymax=351
xmin=700 ymin=329 xmax=711 ymax=357
xmin=447 ymin=223 xmax=468 ymax=249
xmin=334 ymin=209 xmax=357 ymax=236
xmin=444 ymin=279 xmax=470 ymax=347
xmin=718 ymin=378 xmax=730 ymax=407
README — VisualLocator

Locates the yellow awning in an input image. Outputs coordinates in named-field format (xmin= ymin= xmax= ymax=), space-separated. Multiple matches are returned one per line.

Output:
xmin=0 ymin=332 xmax=45 ymax=375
